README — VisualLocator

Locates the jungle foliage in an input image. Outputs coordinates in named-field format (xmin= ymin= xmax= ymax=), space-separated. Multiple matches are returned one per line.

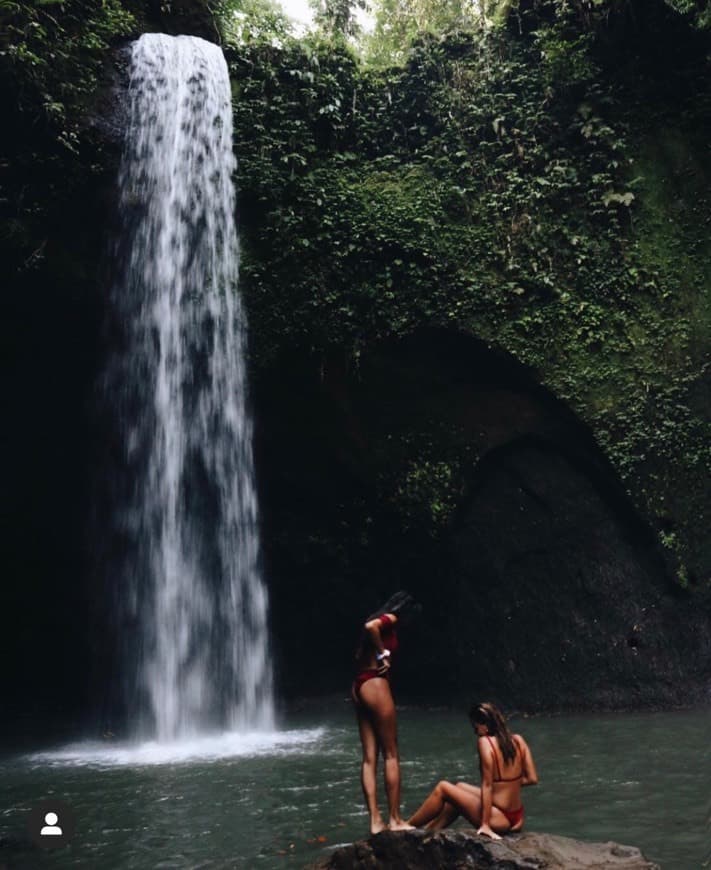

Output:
xmin=0 ymin=0 xmax=136 ymax=273
xmin=365 ymin=0 xmax=483 ymax=65
xmin=226 ymin=0 xmax=711 ymax=586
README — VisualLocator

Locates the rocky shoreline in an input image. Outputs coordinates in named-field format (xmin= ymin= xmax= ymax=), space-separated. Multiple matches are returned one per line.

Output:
xmin=306 ymin=828 xmax=661 ymax=869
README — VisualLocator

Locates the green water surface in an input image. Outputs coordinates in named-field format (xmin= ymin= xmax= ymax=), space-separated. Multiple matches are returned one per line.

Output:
xmin=1 ymin=706 xmax=708 ymax=869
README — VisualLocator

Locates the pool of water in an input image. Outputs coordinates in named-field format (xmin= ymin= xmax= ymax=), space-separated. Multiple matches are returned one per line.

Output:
xmin=0 ymin=705 xmax=708 ymax=868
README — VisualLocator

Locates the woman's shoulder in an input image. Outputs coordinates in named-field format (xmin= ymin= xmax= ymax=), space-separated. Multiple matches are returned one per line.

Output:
xmin=365 ymin=612 xmax=398 ymax=628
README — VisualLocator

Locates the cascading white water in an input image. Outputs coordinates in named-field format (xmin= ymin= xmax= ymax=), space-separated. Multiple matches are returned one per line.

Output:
xmin=110 ymin=33 xmax=273 ymax=739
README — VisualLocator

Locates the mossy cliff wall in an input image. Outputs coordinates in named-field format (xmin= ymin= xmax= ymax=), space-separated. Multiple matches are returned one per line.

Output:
xmin=229 ymin=0 xmax=711 ymax=705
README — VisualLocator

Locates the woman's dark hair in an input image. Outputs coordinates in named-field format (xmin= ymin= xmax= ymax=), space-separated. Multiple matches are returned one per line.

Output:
xmin=468 ymin=701 xmax=517 ymax=765
xmin=366 ymin=590 xmax=419 ymax=622
xmin=355 ymin=590 xmax=420 ymax=662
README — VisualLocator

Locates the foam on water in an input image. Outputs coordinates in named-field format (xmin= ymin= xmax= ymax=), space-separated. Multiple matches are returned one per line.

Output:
xmin=25 ymin=728 xmax=325 ymax=769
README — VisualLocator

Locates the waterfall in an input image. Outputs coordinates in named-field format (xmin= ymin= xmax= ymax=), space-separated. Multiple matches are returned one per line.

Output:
xmin=108 ymin=33 xmax=273 ymax=739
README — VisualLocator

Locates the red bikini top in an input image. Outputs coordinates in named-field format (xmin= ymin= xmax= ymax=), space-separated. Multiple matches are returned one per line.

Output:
xmin=379 ymin=613 xmax=399 ymax=656
xmin=485 ymin=735 xmax=522 ymax=783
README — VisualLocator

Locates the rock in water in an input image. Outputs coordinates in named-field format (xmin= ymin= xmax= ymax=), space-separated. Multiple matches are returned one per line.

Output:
xmin=307 ymin=829 xmax=660 ymax=869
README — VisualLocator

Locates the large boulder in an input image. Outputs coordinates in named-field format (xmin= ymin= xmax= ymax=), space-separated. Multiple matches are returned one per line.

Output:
xmin=307 ymin=829 xmax=660 ymax=870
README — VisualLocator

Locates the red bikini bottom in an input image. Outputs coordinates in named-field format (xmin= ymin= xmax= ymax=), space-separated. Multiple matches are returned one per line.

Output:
xmin=352 ymin=669 xmax=383 ymax=700
xmin=500 ymin=805 xmax=524 ymax=827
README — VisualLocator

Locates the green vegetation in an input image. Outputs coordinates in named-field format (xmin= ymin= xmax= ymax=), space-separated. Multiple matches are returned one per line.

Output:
xmin=217 ymin=0 xmax=293 ymax=44
xmin=664 ymin=0 xmax=711 ymax=29
xmin=310 ymin=0 xmax=368 ymax=39
xmin=226 ymin=0 xmax=711 ymax=585
xmin=366 ymin=0 xmax=483 ymax=65
xmin=0 ymin=0 xmax=136 ymax=272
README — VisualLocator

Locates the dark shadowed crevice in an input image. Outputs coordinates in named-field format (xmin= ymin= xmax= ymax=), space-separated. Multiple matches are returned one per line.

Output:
xmin=253 ymin=328 xmax=711 ymax=708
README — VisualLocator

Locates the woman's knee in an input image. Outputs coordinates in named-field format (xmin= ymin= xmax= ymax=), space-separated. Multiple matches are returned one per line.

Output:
xmin=440 ymin=781 xmax=468 ymax=805
xmin=362 ymin=748 xmax=378 ymax=767
xmin=427 ymin=780 xmax=451 ymax=800
xmin=378 ymin=726 xmax=400 ymax=760
xmin=381 ymin=745 xmax=400 ymax=762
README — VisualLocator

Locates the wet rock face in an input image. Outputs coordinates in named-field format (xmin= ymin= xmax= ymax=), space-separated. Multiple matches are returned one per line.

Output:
xmin=445 ymin=437 xmax=711 ymax=709
xmin=307 ymin=829 xmax=660 ymax=870
xmin=255 ymin=330 xmax=711 ymax=707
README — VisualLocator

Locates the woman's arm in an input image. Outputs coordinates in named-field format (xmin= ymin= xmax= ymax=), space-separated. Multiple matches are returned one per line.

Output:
xmin=365 ymin=614 xmax=397 ymax=673
xmin=516 ymin=735 xmax=539 ymax=787
xmin=476 ymin=737 xmax=501 ymax=840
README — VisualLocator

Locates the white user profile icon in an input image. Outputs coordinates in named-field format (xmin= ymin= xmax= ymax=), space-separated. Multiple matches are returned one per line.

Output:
xmin=40 ymin=812 xmax=63 ymax=836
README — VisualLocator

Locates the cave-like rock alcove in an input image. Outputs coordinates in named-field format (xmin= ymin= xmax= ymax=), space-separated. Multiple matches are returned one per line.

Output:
xmin=255 ymin=329 xmax=709 ymax=708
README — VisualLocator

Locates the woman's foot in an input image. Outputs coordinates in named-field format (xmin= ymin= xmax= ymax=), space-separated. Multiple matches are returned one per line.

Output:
xmin=388 ymin=819 xmax=415 ymax=831
xmin=476 ymin=823 xmax=502 ymax=840
xmin=370 ymin=816 xmax=387 ymax=835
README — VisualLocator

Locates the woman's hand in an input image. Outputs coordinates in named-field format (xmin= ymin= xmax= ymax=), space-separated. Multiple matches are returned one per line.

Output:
xmin=376 ymin=657 xmax=391 ymax=676
xmin=476 ymin=823 xmax=501 ymax=840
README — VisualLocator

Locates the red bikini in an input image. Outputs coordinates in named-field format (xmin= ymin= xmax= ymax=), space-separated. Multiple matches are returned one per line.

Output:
xmin=353 ymin=614 xmax=398 ymax=700
xmin=500 ymin=804 xmax=524 ymax=828
xmin=484 ymin=734 xmax=525 ymax=828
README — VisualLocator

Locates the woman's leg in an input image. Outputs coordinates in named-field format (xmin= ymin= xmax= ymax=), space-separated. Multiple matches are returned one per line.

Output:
xmin=408 ymin=780 xmax=466 ymax=828
xmin=447 ymin=782 xmax=483 ymax=827
xmin=425 ymin=800 xmax=460 ymax=831
xmin=353 ymin=689 xmax=386 ymax=835
xmin=445 ymin=782 xmax=515 ymax=834
xmin=358 ymin=678 xmax=413 ymax=830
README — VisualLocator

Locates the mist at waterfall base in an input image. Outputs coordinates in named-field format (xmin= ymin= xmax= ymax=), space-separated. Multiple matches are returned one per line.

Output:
xmin=99 ymin=33 xmax=273 ymax=743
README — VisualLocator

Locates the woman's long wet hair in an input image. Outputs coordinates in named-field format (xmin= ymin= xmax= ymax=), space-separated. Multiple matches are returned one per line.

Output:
xmin=365 ymin=590 xmax=419 ymax=623
xmin=355 ymin=590 xmax=419 ymax=663
xmin=469 ymin=701 xmax=517 ymax=764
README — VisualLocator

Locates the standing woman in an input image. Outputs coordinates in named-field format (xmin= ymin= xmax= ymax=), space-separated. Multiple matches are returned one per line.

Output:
xmin=408 ymin=701 xmax=538 ymax=838
xmin=352 ymin=590 xmax=419 ymax=834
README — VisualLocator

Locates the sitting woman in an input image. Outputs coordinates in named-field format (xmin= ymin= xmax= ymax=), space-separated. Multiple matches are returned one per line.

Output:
xmin=408 ymin=701 xmax=538 ymax=839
